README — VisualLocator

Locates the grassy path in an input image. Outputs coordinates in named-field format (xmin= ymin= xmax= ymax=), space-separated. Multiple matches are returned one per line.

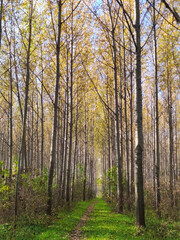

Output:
xmin=0 ymin=198 xmax=179 ymax=239
xmin=81 ymin=199 xmax=180 ymax=240
xmin=0 ymin=200 xmax=94 ymax=240
xmin=70 ymin=201 xmax=97 ymax=240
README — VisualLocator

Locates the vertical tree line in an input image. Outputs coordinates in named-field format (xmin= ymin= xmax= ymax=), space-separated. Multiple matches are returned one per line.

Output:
xmin=0 ymin=0 xmax=179 ymax=228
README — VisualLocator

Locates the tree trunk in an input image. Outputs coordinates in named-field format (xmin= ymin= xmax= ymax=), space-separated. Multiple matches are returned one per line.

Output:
xmin=36 ymin=90 xmax=40 ymax=173
xmin=72 ymin=90 xmax=78 ymax=202
xmin=106 ymin=81 xmax=111 ymax=200
xmin=123 ymin=24 xmax=130 ymax=210
xmin=40 ymin=45 xmax=44 ymax=176
xmin=167 ymin=63 xmax=174 ymax=208
xmin=153 ymin=0 xmax=161 ymax=216
xmin=108 ymin=0 xmax=123 ymax=212
xmin=9 ymin=23 xmax=13 ymax=181
xmin=130 ymin=38 xmax=134 ymax=202
xmin=47 ymin=0 xmax=62 ymax=215
xmin=119 ymin=46 xmax=124 ymax=188
xmin=14 ymin=0 xmax=33 ymax=222
xmin=59 ymin=98 xmax=66 ymax=201
xmin=62 ymin=40 xmax=69 ymax=203
xmin=0 ymin=0 xmax=3 ymax=48
xmin=31 ymin=92 xmax=34 ymax=173
xmin=66 ymin=0 xmax=74 ymax=206
xmin=134 ymin=0 xmax=145 ymax=227
xmin=83 ymin=102 xmax=88 ymax=201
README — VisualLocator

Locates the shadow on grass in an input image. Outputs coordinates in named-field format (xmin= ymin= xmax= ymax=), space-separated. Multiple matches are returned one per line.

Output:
xmin=0 ymin=201 xmax=93 ymax=240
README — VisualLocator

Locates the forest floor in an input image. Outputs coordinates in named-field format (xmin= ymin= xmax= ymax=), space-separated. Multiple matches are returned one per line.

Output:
xmin=0 ymin=198 xmax=180 ymax=239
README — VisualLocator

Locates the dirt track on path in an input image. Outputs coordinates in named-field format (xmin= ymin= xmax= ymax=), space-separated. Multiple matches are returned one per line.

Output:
xmin=69 ymin=201 xmax=97 ymax=240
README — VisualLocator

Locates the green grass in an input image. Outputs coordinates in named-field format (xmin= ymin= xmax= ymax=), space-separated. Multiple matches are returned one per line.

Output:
xmin=0 ymin=200 xmax=93 ymax=240
xmin=1 ymin=199 xmax=179 ymax=240
xmin=82 ymin=199 xmax=180 ymax=240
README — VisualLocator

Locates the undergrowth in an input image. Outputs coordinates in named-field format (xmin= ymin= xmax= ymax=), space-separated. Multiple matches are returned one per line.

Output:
xmin=0 ymin=200 xmax=93 ymax=240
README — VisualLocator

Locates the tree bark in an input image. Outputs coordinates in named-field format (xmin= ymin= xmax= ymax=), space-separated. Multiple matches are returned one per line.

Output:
xmin=62 ymin=39 xmax=69 ymax=203
xmin=134 ymin=0 xmax=145 ymax=227
xmin=71 ymin=96 xmax=78 ymax=202
xmin=9 ymin=18 xmax=13 ymax=181
xmin=167 ymin=62 xmax=174 ymax=208
xmin=130 ymin=38 xmax=134 ymax=201
xmin=108 ymin=0 xmax=123 ymax=213
xmin=40 ymin=45 xmax=44 ymax=176
xmin=106 ymin=81 xmax=111 ymax=200
xmin=123 ymin=23 xmax=130 ymax=210
xmin=36 ymin=89 xmax=40 ymax=173
xmin=83 ymin=101 xmax=88 ymax=201
xmin=47 ymin=0 xmax=62 ymax=215
xmin=15 ymin=0 xmax=33 ymax=222
xmin=59 ymin=97 xmax=66 ymax=201
xmin=0 ymin=0 xmax=3 ymax=48
xmin=31 ymin=92 xmax=34 ymax=173
xmin=153 ymin=0 xmax=161 ymax=217
xmin=66 ymin=0 xmax=74 ymax=206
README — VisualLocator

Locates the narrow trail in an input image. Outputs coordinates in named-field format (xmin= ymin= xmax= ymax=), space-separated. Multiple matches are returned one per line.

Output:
xmin=70 ymin=201 xmax=97 ymax=240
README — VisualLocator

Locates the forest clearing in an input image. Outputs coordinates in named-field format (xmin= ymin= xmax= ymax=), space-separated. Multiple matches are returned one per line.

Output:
xmin=0 ymin=0 xmax=180 ymax=239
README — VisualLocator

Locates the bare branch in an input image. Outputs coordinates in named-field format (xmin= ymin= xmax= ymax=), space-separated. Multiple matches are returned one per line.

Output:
xmin=161 ymin=0 xmax=180 ymax=23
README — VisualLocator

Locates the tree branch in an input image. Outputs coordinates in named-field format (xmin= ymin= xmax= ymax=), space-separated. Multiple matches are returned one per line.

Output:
xmin=161 ymin=0 xmax=180 ymax=23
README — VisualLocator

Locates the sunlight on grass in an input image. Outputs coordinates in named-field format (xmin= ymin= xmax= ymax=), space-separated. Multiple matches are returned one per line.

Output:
xmin=82 ymin=199 xmax=180 ymax=240
xmin=34 ymin=201 xmax=94 ymax=240
xmin=1 ymin=199 xmax=179 ymax=240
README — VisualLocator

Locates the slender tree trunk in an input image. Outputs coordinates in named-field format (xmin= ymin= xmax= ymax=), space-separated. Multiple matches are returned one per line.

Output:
xmin=9 ymin=26 xmax=13 ymax=181
xmin=40 ymin=45 xmax=44 ymax=175
xmin=14 ymin=0 xmax=33 ymax=222
xmin=153 ymin=0 xmax=161 ymax=217
xmin=62 ymin=42 xmax=69 ymax=203
xmin=111 ymin=98 xmax=115 ymax=169
xmin=174 ymin=112 xmax=178 ymax=181
xmin=36 ymin=90 xmax=40 ymax=173
xmin=106 ymin=82 xmax=111 ymax=200
xmin=0 ymin=132 xmax=4 ymax=165
xmin=14 ymin=51 xmax=23 ymax=121
xmin=114 ymin=33 xmax=123 ymax=212
xmin=90 ymin=120 xmax=94 ymax=198
xmin=123 ymin=24 xmax=130 ymax=210
xmin=119 ymin=44 xmax=124 ymax=191
xmin=27 ymin=114 xmax=30 ymax=168
xmin=59 ymin=99 xmax=66 ymax=201
xmin=31 ymin=92 xmax=34 ymax=173
xmin=102 ymin=140 xmax=107 ymax=195
xmin=134 ymin=0 xmax=145 ymax=227
xmin=83 ymin=102 xmax=88 ymax=201
xmin=167 ymin=64 xmax=174 ymax=208
xmin=130 ymin=39 xmax=134 ymax=201
xmin=0 ymin=0 xmax=3 ymax=48
xmin=153 ymin=117 xmax=156 ymax=192
xmin=66 ymin=0 xmax=74 ymax=206
xmin=47 ymin=0 xmax=62 ymax=215
xmin=108 ymin=0 xmax=123 ymax=212
xmin=72 ymin=93 xmax=78 ymax=202
xmin=174 ymin=110 xmax=178 ymax=206
xmin=56 ymin=105 xmax=61 ymax=184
